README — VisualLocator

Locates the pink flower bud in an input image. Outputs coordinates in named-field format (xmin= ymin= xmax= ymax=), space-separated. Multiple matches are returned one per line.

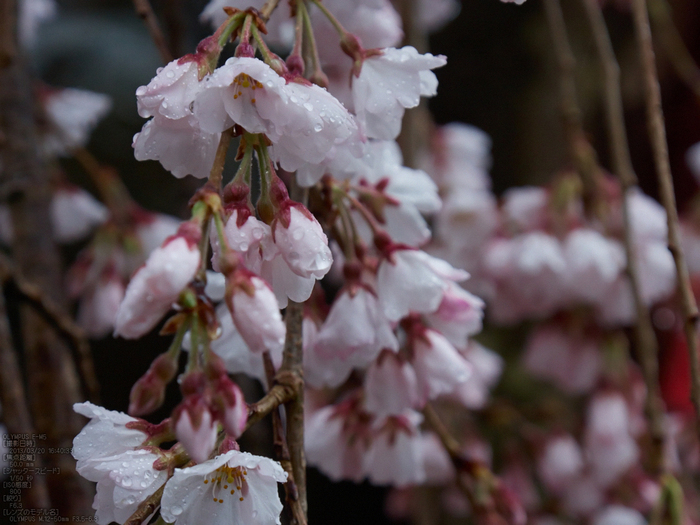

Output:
xmin=228 ymin=274 xmax=285 ymax=354
xmin=273 ymin=205 xmax=333 ymax=279
xmin=174 ymin=396 xmax=218 ymax=464
xmin=128 ymin=353 xmax=178 ymax=416
xmin=213 ymin=375 xmax=248 ymax=439
xmin=114 ymin=230 xmax=201 ymax=339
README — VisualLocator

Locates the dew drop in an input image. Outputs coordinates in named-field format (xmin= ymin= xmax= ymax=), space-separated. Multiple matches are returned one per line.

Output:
xmin=171 ymin=505 xmax=183 ymax=516
xmin=303 ymin=102 xmax=313 ymax=111
xmin=292 ymin=229 xmax=304 ymax=241
xmin=166 ymin=70 xmax=175 ymax=79
xmin=314 ymin=124 xmax=323 ymax=132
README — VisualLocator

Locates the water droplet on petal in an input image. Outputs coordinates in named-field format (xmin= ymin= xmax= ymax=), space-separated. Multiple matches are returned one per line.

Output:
xmin=171 ymin=505 xmax=183 ymax=516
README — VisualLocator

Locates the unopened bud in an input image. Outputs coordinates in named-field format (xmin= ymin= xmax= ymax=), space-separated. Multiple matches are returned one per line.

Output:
xmin=128 ymin=353 xmax=178 ymax=416
xmin=213 ymin=376 xmax=248 ymax=439
xmin=173 ymin=395 xmax=218 ymax=464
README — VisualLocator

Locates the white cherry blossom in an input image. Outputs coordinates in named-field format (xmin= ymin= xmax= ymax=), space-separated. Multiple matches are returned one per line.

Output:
xmin=352 ymin=46 xmax=446 ymax=140
xmin=228 ymin=276 xmax=285 ymax=354
xmin=160 ymin=450 xmax=287 ymax=525
xmin=114 ymin=235 xmax=200 ymax=339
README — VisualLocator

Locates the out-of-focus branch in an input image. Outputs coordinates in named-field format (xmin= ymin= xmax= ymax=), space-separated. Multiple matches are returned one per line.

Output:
xmin=631 ymin=0 xmax=700 ymax=426
xmin=0 ymin=291 xmax=51 ymax=511
xmin=0 ymin=0 xmax=94 ymax=515
xmin=649 ymin=0 xmax=700 ymax=103
xmin=124 ymin=483 xmax=166 ymax=525
xmin=581 ymin=0 xmax=666 ymax=473
xmin=422 ymin=405 xmax=509 ymax=525
xmin=0 ymin=253 xmax=100 ymax=402
xmin=542 ymin=0 xmax=600 ymax=214
xmin=132 ymin=0 xmax=174 ymax=64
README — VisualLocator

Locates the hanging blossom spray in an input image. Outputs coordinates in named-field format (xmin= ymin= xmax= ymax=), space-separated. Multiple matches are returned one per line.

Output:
xmin=69 ymin=0 xmax=515 ymax=523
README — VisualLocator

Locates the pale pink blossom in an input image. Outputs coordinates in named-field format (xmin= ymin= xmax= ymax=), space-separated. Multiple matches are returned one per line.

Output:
xmin=423 ymin=122 xmax=492 ymax=191
xmin=562 ymin=228 xmax=625 ymax=305
xmin=136 ymin=60 xmax=201 ymax=120
xmin=377 ymin=249 xmax=467 ymax=321
xmin=352 ymin=140 xmax=441 ymax=246
xmin=305 ymin=404 xmax=367 ymax=482
xmin=210 ymin=210 xmax=316 ymax=308
xmin=42 ymin=87 xmax=112 ymax=156
xmin=424 ymin=282 xmax=484 ymax=347
xmin=501 ymin=186 xmax=549 ymax=233
xmin=364 ymin=351 xmax=420 ymax=417
xmin=135 ymin=213 xmax=182 ymax=255
xmin=196 ymin=58 xmax=362 ymax=176
xmin=481 ymin=233 xmax=567 ymax=324
xmin=114 ymin=235 xmax=200 ymax=339
xmin=19 ymin=0 xmax=56 ymax=48
xmin=420 ymin=432 xmax=455 ymax=484
xmin=418 ymin=0 xmax=460 ymax=32
xmin=174 ymin=404 xmax=218 ymax=465
xmin=160 ymin=450 xmax=287 ymax=525
xmin=204 ymin=304 xmax=281 ymax=384
xmin=133 ymin=113 xmax=221 ymax=179
xmin=77 ymin=275 xmax=125 ymax=339
xmin=450 ymin=342 xmax=503 ymax=409
xmin=272 ymin=206 xmax=333 ymax=279
xmin=412 ymin=329 xmax=471 ymax=401
xmin=523 ymin=325 xmax=602 ymax=394
xmin=51 ymin=186 xmax=108 ymax=243
xmin=229 ymin=276 xmax=286 ymax=354
xmin=363 ymin=411 xmax=426 ymax=486
xmin=352 ymin=46 xmax=446 ymax=140
xmin=72 ymin=403 xmax=167 ymax=525
xmin=537 ymin=434 xmax=584 ymax=493
xmin=592 ymin=506 xmax=646 ymax=525
xmin=314 ymin=286 xmax=397 ymax=366
xmin=584 ymin=393 xmax=639 ymax=487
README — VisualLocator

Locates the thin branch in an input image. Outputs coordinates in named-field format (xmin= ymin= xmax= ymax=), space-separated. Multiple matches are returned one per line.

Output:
xmin=0 ymin=253 xmax=100 ymax=402
xmin=582 ymin=0 xmax=666 ymax=474
xmin=132 ymin=0 xmax=174 ymax=64
xmin=649 ymin=0 xmax=700 ymax=103
xmin=264 ymin=353 xmax=307 ymax=525
xmin=422 ymin=405 xmax=508 ymax=524
xmin=542 ymin=0 xmax=600 ymax=213
xmin=631 ymin=0 xmax=700 ymax=425
xmin=0 ymin=290 xmax=52 ymax=511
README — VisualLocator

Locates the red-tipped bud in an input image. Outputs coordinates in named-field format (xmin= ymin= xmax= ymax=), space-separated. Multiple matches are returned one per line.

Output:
xmin=173 ymin=395 xmax=217 ymax=464
xmin=128 ymin=353 xmax=179 ymax=416
xmin=219 ymin=436 xmax=240 ymax=454
xmin=213 ymin=376 xmax=248 ymax=439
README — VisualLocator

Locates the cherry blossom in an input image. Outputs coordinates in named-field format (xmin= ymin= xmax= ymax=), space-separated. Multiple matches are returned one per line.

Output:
xmin=114 ymin=231 xmax=201 ymax=339
xmin=272 ymin=206 xmax=333 ymax=279
xmin=42 ymin=87 xmax=112 ymax=156
xmin=352 ymin=46 xmax=446 ymax=140
xmin=228 ymin=275 xmax=286 ymax=354
xmin=160 ymin=450 xmax=287 ymax=525
xmin=72 ymin=403 xmax=167 ymax=525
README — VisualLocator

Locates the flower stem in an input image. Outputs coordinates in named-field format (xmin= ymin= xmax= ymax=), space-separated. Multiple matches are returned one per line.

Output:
xmin=208 ymin=127 xmax=233 ymax=190
xmin=631 ymin=0 xmax=700 ymax=429
xmin=581 ymin=0 xmax=666 ymax=475
xmin=309 ymin=0 xmax=346 ymax=38
xmin=132 ymin=0 xmax=174 ymax=63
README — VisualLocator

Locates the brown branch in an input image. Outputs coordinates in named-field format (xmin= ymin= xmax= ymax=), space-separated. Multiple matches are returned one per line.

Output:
xmin=631 ymin=0 xmax=700 ymax=425
xmin=264 ymin=352 xmax=307 ymax=525
xmin=649 ymin=0 xmax=700 ymax=103
xmin=0 ymin=253 xmax=100 ymax=403
xmin=582 ymin=0 xmax=666 ymax=474
xmin=542 ymin=0 xmax=600 ymax=214
xmin=422 ymin=405 xmax=508 ymax=525
xmin=132 ymin=0 xmax=174 ymax=64
xmin=260 ymin=0 xmax=283 ymax=23
xmin=0 ymin=290 xmax=52 ymax=511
